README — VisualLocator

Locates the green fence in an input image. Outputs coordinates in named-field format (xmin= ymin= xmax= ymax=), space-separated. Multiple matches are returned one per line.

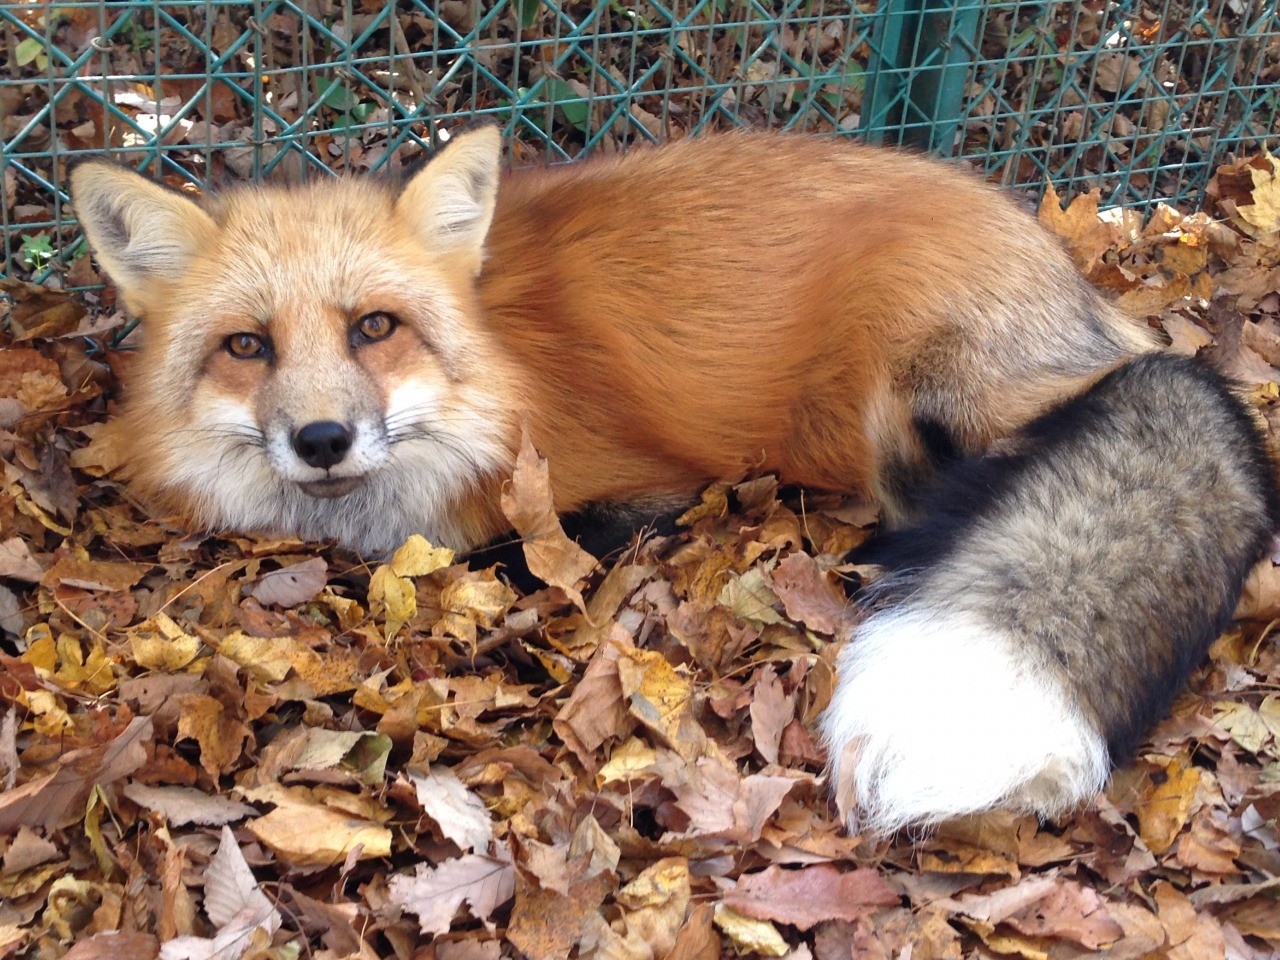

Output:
xmin=2 ymin=1 xmax=1278 ymax=285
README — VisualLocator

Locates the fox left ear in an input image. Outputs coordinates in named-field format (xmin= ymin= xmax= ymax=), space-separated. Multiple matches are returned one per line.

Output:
xmin=396 ymin=124 xmax=502 ymax=272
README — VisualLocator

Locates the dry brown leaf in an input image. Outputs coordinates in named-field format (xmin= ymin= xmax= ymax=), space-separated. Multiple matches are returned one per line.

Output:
xmin=203 ymin=824 xmax=282 ymax=932
xmin=62 ymin=932 xmax=159 ymax=960
xmin=1234 ymin=560 xmax=1280 ymax=620
xmin=42 ymin=556 xmax=151 ymax=593
xmin=0 ymin=716 xmax=152 ymax=833
xmin=175 ymin=695 xmax=249 ymax=778
xmin=0 ymin=537 xmax=43 ymax=582
xmin=613 ymin=857 xmax=691 ymax=956
xmin=248 ymin=556 xmax=328 ymax=607
xmin=766 ymin=551 xmax=852 ymax=635
xmin=121 ymin=783 xmax=257 ymax=827
xmin=668 ymin=754 xmax=802 ymax=843
xmin=1161 ymin=315 xmax=1213 ymax=357
xmin=1037 ymin=183 xmax=1116 ymax=273
xmin=500 ymin=427 xmax=597 ymax=605
xmin=749 ymin=666 xmax=793 ymax=765
xmin=724 ymin=864 xmax=898 ymax=931
xmin=246 ymin=796 xmax=392 ymax=868
xmin=0 ymin=825 xmax=60 ymax=874
xmin=999 ymin=881 xmax=1123 ymax=950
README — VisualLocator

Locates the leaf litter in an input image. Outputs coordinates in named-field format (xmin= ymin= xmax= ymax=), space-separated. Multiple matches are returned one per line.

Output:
xmin=3 ymin=155 xmax=1280 ymax=958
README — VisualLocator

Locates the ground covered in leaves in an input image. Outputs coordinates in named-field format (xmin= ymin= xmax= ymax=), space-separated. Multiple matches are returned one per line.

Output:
xmin=3 ymin=153 xmax=1280 ymax=959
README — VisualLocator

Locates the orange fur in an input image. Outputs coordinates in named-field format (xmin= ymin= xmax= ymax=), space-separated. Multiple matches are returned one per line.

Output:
xmin=71 ymin=130 xmax=1156 ymax=554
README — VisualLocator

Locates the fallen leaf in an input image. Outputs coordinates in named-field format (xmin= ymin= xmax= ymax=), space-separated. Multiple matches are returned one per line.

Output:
xmin=499 ymin=427 xmax=597 ymax=605
xmin=724 ymin=864 xmax=899 ymax=930
xmin=248 ymin=556 xmax=328 ymax=607
xmin=246 ymin=794 xmax=392 ymax=868
xmin=0 ymin=716 xmax=152 ymax=832
xmin=766 ymin=551 xmax=851 ymax=635
xmin=1134 ymin=755 xmax=1201 ymax=855
xmin=0 ymin=537 xmax=43 ymax=582
xmin=713 ymin=904 xmax=789 ymax=958
xmin=388 ymin=849 xmax=516 ymax=937
xmin=749 ymin=666 xmax=793 ymax=764
xmin=122 ymin=783 xmax=258 ymax=827
xmin=410 ymin=766 xmax=494 ymax=852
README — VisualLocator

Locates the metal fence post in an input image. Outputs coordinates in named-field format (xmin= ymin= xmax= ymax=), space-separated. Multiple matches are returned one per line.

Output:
xmin=862 ymin=0 xmax=981 ymax=155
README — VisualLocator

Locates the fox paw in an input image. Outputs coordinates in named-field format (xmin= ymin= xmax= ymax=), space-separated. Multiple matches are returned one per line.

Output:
xmin=820 ymin=604 xmax=1109 ymax=834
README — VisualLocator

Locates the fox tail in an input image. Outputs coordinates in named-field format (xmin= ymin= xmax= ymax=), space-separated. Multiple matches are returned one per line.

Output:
xmin=821 ymin=353 xmax=1279 ymax=833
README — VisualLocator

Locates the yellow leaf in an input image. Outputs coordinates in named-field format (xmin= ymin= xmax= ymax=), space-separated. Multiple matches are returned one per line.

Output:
xmin=718 ymin=568 xmax=785 ymax=626
xmin=369 ymin=564 xmax=416 ymax=639
xmin=246 ymin=797 xmax=392 ymax=868
xmin=215 ymin=632 xmax=296 ymax=682
xmin=677 ymin=484 xmax=731 ymax=525
xmin=597 ymin=737 xmax=658 ymax=788
xmin=1213 ymin=701 xmax=1273 ymax=754
xmin=319 ymin=588 xmax=364 ymax=630
xmin=439 ymin=577 xmax=517 ymax=631
xmin=21 ymin=625 xmax=57 ymax=673
xmin=129 ymin=613 xmax=200 ymax=671
xmin=1135 ymin=755 xmax=1200 ymax=855
xmin=616 ymin=648 xmax=706 ymax=759
xmin=1237 ymin=150 xmax=1280 ymax=236
xmin=1259 ymin=694 xmax=1280 ymax=745
xmin=28 ymin=688 xmax=72 ymax=736
xmin=712 ymin=904 xmax=789 ymax=957
xmin=391 ymin=534 xmax=455 ymax=577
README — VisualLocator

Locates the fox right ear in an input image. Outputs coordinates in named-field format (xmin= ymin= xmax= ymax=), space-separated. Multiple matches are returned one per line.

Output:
xmin=69 ymin=162 xmax=217 ymax=307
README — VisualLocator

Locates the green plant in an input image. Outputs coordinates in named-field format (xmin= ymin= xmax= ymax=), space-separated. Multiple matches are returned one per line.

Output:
xmin=20 ymin=233 xmax=55 ymax=270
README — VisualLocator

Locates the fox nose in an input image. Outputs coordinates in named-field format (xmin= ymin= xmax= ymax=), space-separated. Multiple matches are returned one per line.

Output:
xmin=292 ymin=421 xmax=352 ymax=470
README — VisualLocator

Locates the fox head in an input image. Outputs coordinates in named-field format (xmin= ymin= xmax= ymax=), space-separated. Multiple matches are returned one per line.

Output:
xmin=71 ymin=126 xmax=516 ymax=554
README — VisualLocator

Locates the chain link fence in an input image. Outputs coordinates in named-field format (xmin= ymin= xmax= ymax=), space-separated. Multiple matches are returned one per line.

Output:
xmin=2 ymin=0 xmax=1278 ymax=285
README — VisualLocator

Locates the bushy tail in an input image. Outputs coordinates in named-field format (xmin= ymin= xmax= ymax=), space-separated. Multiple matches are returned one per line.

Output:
xmin=822 ymin=354 xmax=1279 ymax=834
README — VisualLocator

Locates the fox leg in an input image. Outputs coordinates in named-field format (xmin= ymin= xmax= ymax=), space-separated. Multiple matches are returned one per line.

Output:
xmin=822 ymin=354 xmax=1279 ymax=833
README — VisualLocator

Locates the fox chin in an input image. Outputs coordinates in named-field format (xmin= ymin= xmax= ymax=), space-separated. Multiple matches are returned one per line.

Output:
xmin=71 ymin=126 xmax=1279 ymax=835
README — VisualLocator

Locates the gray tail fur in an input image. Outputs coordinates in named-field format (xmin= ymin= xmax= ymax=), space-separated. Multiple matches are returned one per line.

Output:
xmin=822 ymin=354 xmax=1279 ymax=833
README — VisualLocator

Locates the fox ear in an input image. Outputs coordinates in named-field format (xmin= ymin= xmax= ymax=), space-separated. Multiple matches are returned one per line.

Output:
xmin=396 ymin=124 xmax=501 ymax=271
xmin=70 ymin=162 xmax=217 ymax=307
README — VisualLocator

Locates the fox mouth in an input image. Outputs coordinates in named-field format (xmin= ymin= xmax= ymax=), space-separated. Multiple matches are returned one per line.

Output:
xmin=298 ymin=476 xmax=363 ymax=499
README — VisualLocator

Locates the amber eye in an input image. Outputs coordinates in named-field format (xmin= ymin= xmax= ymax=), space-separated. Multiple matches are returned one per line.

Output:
xmin=354 ymin=311 xmax=397 ymax=344
xmin=225 ymin=332 xmax=268 ymax=359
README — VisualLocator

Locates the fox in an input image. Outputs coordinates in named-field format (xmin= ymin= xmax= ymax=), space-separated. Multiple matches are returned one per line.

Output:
xmin=70 ymin=125 xmax=1278 ymax=834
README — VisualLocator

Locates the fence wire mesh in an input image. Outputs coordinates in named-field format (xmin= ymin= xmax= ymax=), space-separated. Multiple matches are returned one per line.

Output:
xmin=2 ymin=0 xmax=1278 ymax=286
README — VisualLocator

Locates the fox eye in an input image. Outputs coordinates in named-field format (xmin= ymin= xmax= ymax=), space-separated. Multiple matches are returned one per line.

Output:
xmin=225 ymin=332 xmax=269 ymax=359
xmin=353 ymin=312 xmax=397 ymax=344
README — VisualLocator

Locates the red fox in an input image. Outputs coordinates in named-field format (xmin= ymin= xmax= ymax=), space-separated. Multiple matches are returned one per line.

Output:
xmin=70 ymin=127 xmax=1278 ymax=833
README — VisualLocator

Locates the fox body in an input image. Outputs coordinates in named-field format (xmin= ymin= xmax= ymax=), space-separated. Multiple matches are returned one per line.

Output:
xmin=72 ymin=128 xmax=1278 ymax=833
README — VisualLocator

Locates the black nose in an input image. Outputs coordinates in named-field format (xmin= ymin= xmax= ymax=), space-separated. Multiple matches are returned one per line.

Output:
xmin=292 ymin=421 xmax=352 ymax=469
